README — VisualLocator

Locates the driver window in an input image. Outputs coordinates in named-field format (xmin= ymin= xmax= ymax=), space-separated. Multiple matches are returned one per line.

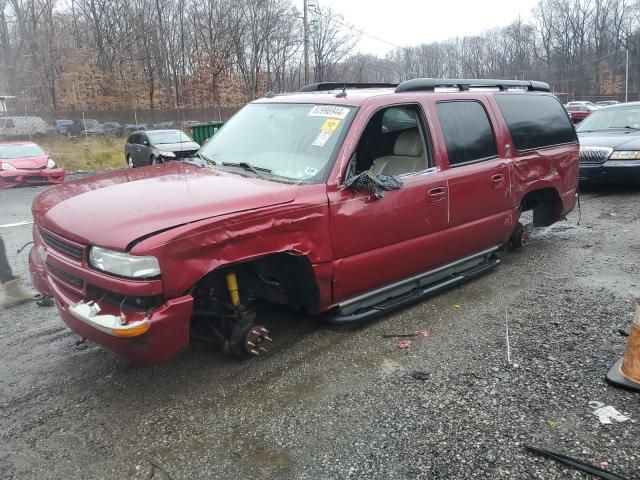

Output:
xmin=353 ymin=105 xmax=431 ymax=176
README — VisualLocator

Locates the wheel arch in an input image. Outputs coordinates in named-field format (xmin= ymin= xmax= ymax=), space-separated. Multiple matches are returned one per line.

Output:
xmin=190 ymin=251 xmax=322 ymax=313
xmin=518 ymin=186 xmax=564 ymax=227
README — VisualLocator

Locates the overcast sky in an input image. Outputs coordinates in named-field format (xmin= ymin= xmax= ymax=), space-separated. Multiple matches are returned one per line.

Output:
xmin=318 ymin=0 xmax=540 ymax=56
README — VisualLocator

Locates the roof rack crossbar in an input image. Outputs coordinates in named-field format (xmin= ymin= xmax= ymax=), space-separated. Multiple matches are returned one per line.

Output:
xmin=299 ymin=82 xmax=398 ymax=92
xmin=394 ymin=78 xmax=550 ymax=93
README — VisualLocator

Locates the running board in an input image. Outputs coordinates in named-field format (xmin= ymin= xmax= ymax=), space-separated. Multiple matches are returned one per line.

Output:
xmin=324 ymin=255 xmax=500 ymax=325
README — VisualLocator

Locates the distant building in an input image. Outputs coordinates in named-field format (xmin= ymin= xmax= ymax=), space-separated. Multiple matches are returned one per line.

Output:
xmin=0 ymin=96 xmax=14 ymax=116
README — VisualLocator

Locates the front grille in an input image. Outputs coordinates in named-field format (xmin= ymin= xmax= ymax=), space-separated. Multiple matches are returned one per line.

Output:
xmin=40 ymin=229 xmax=84 ymax=261
xmin=174 ymin=150 xmax=197 ymax=160
xmin=48 ymin=263 xmax=84 ymax=289
xmin=579 ymin=146 xmax=613 ymax=165
xmin=86 ymin=285 xmax=163 ymax=312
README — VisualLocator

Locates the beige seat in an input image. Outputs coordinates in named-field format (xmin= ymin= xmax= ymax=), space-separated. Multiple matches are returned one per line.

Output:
xmin=370 ymin=130 xmax=426 ymax=176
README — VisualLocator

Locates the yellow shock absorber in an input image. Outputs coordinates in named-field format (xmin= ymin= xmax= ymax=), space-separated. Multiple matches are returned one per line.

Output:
xmin=225 ymin=272 xmax=241 ymax=306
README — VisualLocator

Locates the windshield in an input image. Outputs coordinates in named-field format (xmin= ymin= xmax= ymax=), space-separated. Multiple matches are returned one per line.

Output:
xmin=199 ymin=103 xmax=355 ymax=182
xmin=147 ymin=131 xmax=192 ymax=144
xmin=577 ymin=106 xmax=640 ymax=132
xmin=0 ymin=143 xmax=45 ymax=159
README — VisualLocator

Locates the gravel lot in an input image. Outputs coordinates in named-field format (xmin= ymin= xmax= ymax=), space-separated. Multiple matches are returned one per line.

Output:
xmin=1 ymin=180 xmax=639 ymax=479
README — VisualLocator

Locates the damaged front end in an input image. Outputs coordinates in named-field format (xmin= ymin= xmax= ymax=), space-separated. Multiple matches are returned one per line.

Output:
xmin=28 ymin=227 xmax=193 ymax=363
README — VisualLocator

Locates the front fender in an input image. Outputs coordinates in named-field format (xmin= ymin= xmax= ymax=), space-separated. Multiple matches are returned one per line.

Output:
xmin=131 ymin=185 xmax=332 ymax=300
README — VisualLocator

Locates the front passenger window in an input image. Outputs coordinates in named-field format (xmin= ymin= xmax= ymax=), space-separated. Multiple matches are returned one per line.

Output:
xmin=354 ymin=105 xmax=431 ymax=177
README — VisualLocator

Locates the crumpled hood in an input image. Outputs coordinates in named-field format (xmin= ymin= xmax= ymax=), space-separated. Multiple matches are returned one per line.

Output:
xmin=4 ymin=154 xmax=48 ymax=170
xmin=33 ymin=163 xmax=298 ymax=250
xmin=578 ymin=130 xmax=640 ymax=149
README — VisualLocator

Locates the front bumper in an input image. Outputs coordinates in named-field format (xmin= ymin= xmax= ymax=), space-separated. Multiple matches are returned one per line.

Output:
xmin=28 ymin=238 xmax=193 ymax=363
xmin=579 ymin=161 xmax=640 ymax=182
xmin=0 ymin=168 xmax=65 ymax=188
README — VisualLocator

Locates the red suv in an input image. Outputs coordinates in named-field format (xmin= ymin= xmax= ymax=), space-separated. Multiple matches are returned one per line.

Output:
xmin=29 ymin=79 xmax=579 ymax=363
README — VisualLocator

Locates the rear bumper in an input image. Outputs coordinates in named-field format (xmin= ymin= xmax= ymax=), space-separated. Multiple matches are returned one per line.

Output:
xmin=579 ymin=161 xmax=640 ymax=182
xmin=28 ymin=244 xmax=193 ymax=363
xmin=0 ymin=168 xmax=65 ymax=188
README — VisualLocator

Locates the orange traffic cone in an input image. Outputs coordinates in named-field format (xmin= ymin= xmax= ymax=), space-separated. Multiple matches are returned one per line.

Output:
xmin=607 ymin=300 xmax=640 ymax=392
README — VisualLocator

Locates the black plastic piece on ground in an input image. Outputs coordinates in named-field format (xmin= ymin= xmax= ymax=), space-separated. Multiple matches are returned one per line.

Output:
xmin=606 ymin=357 xmax=640 ymax=392
xmin=410 ymin=370 xmax=430 ymax=381
xmin=525 ymin=445 xmax=630 ymax=480
xmin=324 ymin=257 xmax=499 ymax=325
xmin=35 ymin=294 xmax=55 ymax=307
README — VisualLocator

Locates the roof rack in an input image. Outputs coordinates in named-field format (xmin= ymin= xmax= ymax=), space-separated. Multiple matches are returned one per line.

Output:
xmin=395 ymin=78 xmax=550 ymax=93
xmin=299 ymin=82 xmax=398 ymax=92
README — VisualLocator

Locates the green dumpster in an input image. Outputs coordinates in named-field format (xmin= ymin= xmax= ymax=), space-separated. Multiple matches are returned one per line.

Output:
xmin=190 ymin=121 xmax=224 ymax=146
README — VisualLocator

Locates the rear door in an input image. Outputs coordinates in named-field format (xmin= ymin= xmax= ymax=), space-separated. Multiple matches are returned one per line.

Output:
xmin=125 ymin=134 xmax=134 ymax=161
xmin=431 ymin=98 xmax=512 ymax=260
xmin=129 ymin=134 xmax=140 ymax=165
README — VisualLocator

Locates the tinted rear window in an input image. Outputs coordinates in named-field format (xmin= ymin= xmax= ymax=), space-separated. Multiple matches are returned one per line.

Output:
xmin=496 ymin=94 xmax=577 ymax=150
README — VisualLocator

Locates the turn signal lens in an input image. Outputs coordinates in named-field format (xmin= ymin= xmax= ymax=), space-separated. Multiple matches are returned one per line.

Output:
xmin=111 ymin=319 xmax=151 ymax=338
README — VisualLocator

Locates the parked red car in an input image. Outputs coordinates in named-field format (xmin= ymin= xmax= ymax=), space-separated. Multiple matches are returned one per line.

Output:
xmin=566 ymin=102 xmax=598 ymax=123
xmin=29 ymin=79 xmax=579 ymax=363
xmin=0 ymin=141 xmax=65 ymax=188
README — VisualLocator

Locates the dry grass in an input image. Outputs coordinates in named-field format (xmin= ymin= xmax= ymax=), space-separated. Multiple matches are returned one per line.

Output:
xmin=38 ymin=136 xmax=126 ymax=172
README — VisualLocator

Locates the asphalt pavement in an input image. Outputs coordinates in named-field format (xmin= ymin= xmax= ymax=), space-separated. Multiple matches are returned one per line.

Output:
xmin=1 ymin=180 xmax=639 ymax=479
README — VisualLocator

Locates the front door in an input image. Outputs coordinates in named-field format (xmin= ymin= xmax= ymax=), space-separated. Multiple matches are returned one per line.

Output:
xmin=328 ymin=104 xmax=450 ymax=302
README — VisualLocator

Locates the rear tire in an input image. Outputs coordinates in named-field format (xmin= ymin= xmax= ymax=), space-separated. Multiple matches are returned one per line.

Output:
xmin=127 ymin=155 xmax=134 ymax=168
xmin=508 ymin=222 xmax=525 ymax=250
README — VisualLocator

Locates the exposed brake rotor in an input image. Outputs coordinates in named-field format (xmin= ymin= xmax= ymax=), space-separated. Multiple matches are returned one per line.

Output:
xmin=243 ymin=325 xmax=272 ymax=355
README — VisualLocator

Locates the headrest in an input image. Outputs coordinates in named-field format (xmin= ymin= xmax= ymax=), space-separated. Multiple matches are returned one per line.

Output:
xmin=394 ymin=130 xmax=423 ymax=157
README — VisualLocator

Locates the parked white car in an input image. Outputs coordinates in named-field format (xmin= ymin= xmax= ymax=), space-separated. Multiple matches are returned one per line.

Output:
xmin=0 ymin=116 xmax=49 ymax=138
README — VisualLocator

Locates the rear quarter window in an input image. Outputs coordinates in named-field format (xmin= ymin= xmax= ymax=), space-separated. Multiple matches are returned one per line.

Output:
xmin=495 ymin=94 xmax=577 ymax=151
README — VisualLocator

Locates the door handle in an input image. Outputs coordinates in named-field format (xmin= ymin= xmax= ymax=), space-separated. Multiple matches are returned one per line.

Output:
xmin=491 ymin=174 xmax=505 ymax=188
xmin=428 ymin=187 xmax=446 ymax=202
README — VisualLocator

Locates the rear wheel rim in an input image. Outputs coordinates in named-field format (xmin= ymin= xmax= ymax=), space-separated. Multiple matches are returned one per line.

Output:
xmin=128 ymin=156 xmax=134 ymax=168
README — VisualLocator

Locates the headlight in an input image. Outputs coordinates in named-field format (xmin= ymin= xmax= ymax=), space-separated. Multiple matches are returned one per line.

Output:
xmin=89 ymin=246 xmax=161 ymax=278
xmin=1 ymin=162 xmax=16 ymax=171
xmin=609 ymin=150 xmax=640 ymax=160
xmin=158 ymin=150 xmax=176 ymax=158
xmin=46 ymin=158 xmax=56 ymax=168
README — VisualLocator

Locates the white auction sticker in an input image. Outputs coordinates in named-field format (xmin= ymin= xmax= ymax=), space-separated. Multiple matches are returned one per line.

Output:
xmin=312 ymin=130 xmax=333 ymax=147
xmin=308 ymin=105 xmax=350 ymax=119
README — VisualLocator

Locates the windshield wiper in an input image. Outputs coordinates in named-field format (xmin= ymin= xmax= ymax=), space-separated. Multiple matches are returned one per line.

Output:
xmin=183 ymin=152 xmax=216 ymax=167
xmin=196 ymin=152 xmax=216 ymax=165
xmin=613 ymin=125 xmax=640 ymax=131
xmin=221 ymin=161 xmax=272 ymax=178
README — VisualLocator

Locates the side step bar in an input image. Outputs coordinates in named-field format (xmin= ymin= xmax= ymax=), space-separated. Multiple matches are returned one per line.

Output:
xmin=324 ymin=255 xmax=500 ymax=325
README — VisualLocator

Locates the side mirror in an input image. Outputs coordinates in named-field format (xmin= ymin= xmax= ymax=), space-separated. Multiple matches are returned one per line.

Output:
xmin=344 ymin=170 xmax=403 ymax=200
xmin=143 ymin=140 xmax=149 ymax=146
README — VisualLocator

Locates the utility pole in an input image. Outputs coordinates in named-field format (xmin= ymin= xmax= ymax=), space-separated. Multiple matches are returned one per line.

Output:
xmin=625 ymin=48 xmax=629 ymax=103
xmin=303 ymin=0 xmax=309 ymax=85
